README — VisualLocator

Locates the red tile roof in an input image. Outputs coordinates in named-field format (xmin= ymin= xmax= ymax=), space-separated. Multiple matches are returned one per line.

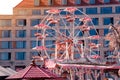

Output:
xmin=14 ymin=0 xmax=120 ymax=9
xmin=6 ymin=64 xmax=59 ymax=79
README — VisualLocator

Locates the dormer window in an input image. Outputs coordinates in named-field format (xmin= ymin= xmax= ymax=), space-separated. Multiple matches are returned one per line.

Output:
xmin=34 ymin=0 xmax=40 ymax=6
xmin=48 ymin=0 xmax=53 ymax=5
xmin=62 ymin=0 xmax=67 ymax=5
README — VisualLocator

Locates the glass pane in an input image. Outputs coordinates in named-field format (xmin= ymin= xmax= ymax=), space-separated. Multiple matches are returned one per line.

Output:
xmin=16 ymin=52 xmax=26 ymax=60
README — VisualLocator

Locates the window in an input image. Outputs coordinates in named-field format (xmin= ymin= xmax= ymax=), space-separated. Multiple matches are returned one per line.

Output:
xmin=104 ymin=40 xmax=109 ymax=47
xmin=92 ymin=18 xmax=99 ymax=25
xmin=45 ymin=29 xmax=56 ymax=37
xmin=1 ymin=30 xmax=11 ymax=38
xmin=45 ymin=40 xmax=55 ymax=48
xmin=90 ymin=0 xmax=95 ymax=4
xmin=86 ymin=8 xmax=97 ymax=14
xmin=104 ymin=0 xmax=110 ymax=3
xmin=75 ymin=29 xmax=83 ymax=37
xmin=44 ymin=9 xmax=49 ymax=15
xmin=60 ymin=29 xmax=70 ymax=36
xmin=30 ymin=30 xmax=41 ymax=37
xmin=75 ymin=0 xmax=81 ymax=4
xmin=16 ymin=41 xmax=26 ymax=49
xmin=1 ymin=41 xmax=12 ymax=49
xmin=59 ymin=19 xmax=70 ymax=26
xmin=0 ymin=19 xmax=11 ymax=26
xmin=103 ymin=17 xmax=114 ymax=25
xmin=31 ymin=19 xmax=41 ymax=26
xmin=91 ymin=51 xmax=100 ymax=55
xmin=62 ymin=0 xmax=67 ymax=5
xmin=100 ymin=7 xmax=112 ymax=14
xmin=32 ymin=9 xmax=41 ymax=15
xmin=115 ymin=6 xmax=120 ymax=13
xmin=104 ymin=28 xmax=109 ymax=36
xmin=48 ymin=0 xmax=53 ymax=5
xmin=17 ymin=19 xmax=26 ymax=26
xmin=31 ymin=41 xmax=41 ymax=48
xmin=75 ymin=8 xmax=83 ymax=15
xmin=104 ymin=51 xmax=113 ymax=57
xmin=89 ymin=29 xmax=98 ymax=35
xmin=15 ymin=52 xmax=26 ymax=60
xmin=88 ymin=18 xmax=99 ymax=26
xmin=0 ymin=52 xmax=11 ymax=60
xmin=34 ymin=0 xmax=40 ymax=6
xmin=16 ymin=30 xmax=26 ymax=38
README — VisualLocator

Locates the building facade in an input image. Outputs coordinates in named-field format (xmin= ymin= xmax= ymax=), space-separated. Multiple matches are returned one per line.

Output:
xmin=0 ymin=0 xmax=120 ymax=70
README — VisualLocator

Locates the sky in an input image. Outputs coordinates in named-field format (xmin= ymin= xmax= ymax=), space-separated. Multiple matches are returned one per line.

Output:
xmin=0 ymin=0 xmax=22 ymax=15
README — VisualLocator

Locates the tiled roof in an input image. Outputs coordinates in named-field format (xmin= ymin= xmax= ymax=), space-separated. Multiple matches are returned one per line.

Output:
xmin=14 ymin=0 xmax=120 ymax=9
xmin=6 ymin=64 xmax=59 ymax=79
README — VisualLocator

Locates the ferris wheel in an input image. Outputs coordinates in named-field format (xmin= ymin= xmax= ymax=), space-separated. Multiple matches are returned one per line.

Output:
xmin=32 ymin=7 xmax=101 ymax=64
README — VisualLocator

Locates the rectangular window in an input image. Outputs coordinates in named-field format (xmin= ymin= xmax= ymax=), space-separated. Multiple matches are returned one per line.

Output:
xmin=89 ymin=29 xmax=98 ymax=35
xmin=32 ymin=9 xmax=41 ymax=15
xmin=103 ymin=17 xmax=114 ymax=25
xmin=15 ymin=52 xmax=26 ymax=60
xmin=90 ymin=0 xmax=95 ymax=4
xmin=86 ymin=8 xmax=97 ymax=14
xmin=16 ymin=30 xmax=26 ymax=38
xmin=59 ymin=19 xmax=70 ymax=26
xmin=48 ymin=0 xmax=53 ymax=5
xmin=0 ymin=52 xmax=11 ymax=60
xmin=45 ymin=29 xmax=56 ymax=37
xmin=31 ymin=41 xmax=41 ymax=48
xmin=91 ymin=51 xmax=100 ymax=55
xmin=0 ymin=19 xmax=11 ymax=26
xmin=100 ymin=7 xmax=112 ymax=14
xmin=104 ymin=40 xmax=109 ymax=47
xmin=75 ymin=29 xmax=83 ymax=37
xmin=45 ymin=40 xmax=55 ymax=48
xmin=60 ymin=29 xmax=70 ymax=36
xmin=17 ymin=19 xmax=26 ymax=26
xmin=75 ymin=8 xmax=83 ymax=15
xmin=1 ymin=41 xmax=12 ymax=49
xmin=104 ymin=0 xmax=110 ymax=3
xmin=34 ymin=0 xmax=40 ymax=6
xmin=88 ymin=18 xmax=99 ymax=26
xmin=104 ymin=28 xmax=109 ymax=36
xmin=16 ymin=41 xmax=26 ymax=49
xmin=31 ymin=19 xmax=41 ymax=26
xmin=30 ymin=52 xmax=39 ymax=59
xmin=1 ymin=30 xmax=11 ymax=38
xmin=115 ymin=6 xmax=120 ymax=13
xmin=44 ymin=9 xmax=49 ymax=15
xmin=62 ymin=0 xmax=67 ymax=5
xmin=75 ymin=0 xmax=81 ymax=4
xmin=30 ymin=30 xmax=41 ymax=37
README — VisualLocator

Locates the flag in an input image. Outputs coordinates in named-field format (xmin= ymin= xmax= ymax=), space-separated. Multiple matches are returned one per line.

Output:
xmin=45 ymin=59 xmax=56 ymax=68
